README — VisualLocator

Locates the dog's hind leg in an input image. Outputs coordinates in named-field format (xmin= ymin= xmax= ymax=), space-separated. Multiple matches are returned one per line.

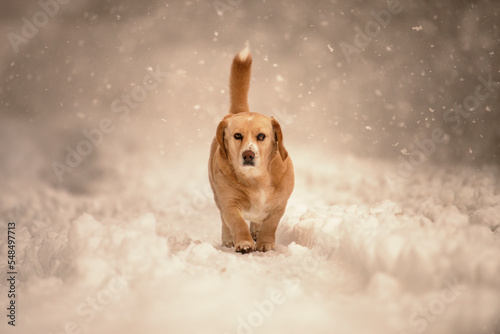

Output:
xmin=250 ymin=222 xmax=261 ymax=242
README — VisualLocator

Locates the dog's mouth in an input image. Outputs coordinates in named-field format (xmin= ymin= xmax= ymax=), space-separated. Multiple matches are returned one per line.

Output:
xmin=242 ymin=161 xmax=255 ymax=167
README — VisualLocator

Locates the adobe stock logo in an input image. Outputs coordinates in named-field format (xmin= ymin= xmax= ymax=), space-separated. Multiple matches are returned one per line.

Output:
xmin=51 ymin=65 xmax=167 ymax=182
xmin=398 ymin=279 xmax=466 ymax=334
xmin=385 ymin=73 xmax=499 ymax=189
xmin=47 ymin=267 xmax=135 ymax=334
xmin=339 ymin=0 xmax=403 ymax=63
xmin=212 ymin=0 xmax=244 ymax=20
xmin=7 ymin=0 xmax=70 ymax=54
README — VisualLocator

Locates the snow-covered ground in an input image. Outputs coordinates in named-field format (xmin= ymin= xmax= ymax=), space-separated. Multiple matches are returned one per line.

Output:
xmin=1 ymin=1 xmax=499 ymax=333
xmin=1 ymin=116 xmax=500 ymax=334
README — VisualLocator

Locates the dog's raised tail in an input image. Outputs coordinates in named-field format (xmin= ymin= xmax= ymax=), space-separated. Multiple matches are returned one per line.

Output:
xmin=229 ymin=45 xmax=252 ymax=114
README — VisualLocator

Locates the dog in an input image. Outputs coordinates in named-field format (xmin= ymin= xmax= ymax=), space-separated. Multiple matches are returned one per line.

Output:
xmin=208 ymin=46 xmax=294 ymax=253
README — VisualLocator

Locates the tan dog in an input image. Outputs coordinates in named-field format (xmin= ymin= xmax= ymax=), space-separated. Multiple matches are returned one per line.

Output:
xmin=208 ymin=46 xmax=294 ymax=253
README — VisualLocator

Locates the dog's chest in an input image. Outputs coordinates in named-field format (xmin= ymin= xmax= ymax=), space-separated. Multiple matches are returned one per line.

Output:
xmin=242 ymin=189 xmax=269 ymax=222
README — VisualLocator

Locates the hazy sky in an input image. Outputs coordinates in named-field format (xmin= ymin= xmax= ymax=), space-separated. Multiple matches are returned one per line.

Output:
xmin=1 ymin=0 xmax=499 ymax=167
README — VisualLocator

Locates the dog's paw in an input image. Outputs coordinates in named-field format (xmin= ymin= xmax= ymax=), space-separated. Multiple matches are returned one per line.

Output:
xmin=256 ymin=241 xmax=275 ymax=252
xmin=251 ymin=231 xmax=259 ymax=242
xmin=235 ymin=240 xmax=255 ymax=254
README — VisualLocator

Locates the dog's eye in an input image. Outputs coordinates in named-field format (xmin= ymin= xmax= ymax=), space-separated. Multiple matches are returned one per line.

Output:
xmin=257 ymin=133 xmax=266 ymax=141
xmin=234 ymin=133 xmax=243 ymax=140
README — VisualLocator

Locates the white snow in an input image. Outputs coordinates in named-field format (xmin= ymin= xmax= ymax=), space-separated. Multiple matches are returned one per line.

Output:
xmin=1 ymin=121 xmax=499 ymax=334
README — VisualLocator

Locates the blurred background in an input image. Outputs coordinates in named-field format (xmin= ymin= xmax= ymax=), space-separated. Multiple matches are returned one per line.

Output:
xmin=1 ymin=2 xmax=499 ymax=333
xmin=1 ymin=1 xmax=499 ymax=192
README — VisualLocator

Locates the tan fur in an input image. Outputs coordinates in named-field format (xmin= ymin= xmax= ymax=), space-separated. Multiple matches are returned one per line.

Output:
xmin=208 ymin=47 xmax=294 ymax=253
xmin=229 ymin=49 xmax=252 ymax=114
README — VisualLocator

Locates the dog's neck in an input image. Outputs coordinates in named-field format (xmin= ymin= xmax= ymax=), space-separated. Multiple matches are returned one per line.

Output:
xmin=234 ymin=165 xmax=270 ymax=187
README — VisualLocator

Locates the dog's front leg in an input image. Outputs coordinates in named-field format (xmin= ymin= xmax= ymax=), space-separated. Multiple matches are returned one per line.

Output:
xmin=256 ymin=208 xmax=285 ymax=252
xmin=222 ymin=208 xmax=255 ymax=253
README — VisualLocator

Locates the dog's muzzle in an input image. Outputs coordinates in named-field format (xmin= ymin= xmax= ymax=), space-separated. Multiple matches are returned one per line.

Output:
xmin=242 ymin=150 xmax=255 ymax=166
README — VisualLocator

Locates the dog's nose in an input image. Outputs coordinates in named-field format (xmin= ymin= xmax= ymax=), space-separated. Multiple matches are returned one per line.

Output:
xmin=242 ymin=150 xmax=255 ymax=163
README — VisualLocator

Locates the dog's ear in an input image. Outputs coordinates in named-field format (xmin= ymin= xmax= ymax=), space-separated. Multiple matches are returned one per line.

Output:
xmin=216 ymin=118 xmax=229 ymax=159
xmin=271 ymin=117 xmax=288 ymax=161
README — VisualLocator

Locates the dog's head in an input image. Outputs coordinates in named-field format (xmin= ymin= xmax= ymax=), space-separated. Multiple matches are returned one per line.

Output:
xmin=217 ymin=112 xmax=288 ymax=175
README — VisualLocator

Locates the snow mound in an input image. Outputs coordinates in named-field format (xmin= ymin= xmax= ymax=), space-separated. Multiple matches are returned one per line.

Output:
xmin=1 ymin=122 xmax=500 ymax=333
